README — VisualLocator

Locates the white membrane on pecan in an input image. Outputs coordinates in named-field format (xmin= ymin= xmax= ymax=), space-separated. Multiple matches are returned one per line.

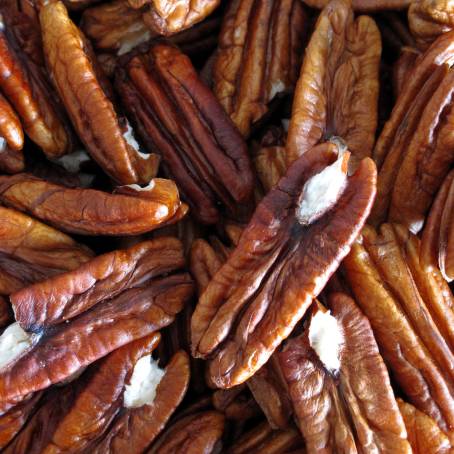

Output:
xmin=0 ymin=322 xmax=34 ymax=370
xmin=118 ymin=24 xmax=151 ymax=56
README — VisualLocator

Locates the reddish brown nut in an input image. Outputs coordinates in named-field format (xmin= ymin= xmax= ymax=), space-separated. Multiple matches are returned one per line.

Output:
xmin=0 ymin=143 xmax=24 ymax=175
xmin=393 ymin=47 xmax=421 ymax=97
xmin=116 ymin=42 xmax=254 ymax=224
xmin=286 ymin=0 xmax=381 ymax=165
xmin=40 ymin=1 xmax=158 ymax=184
xmin=11 ymin=237 xmax=184 ymax=330
xmin=191 ymin=143 xmax=376 ymax=388
xmin=398 ymin=399 xmax=453 ymax=453
xmin=0 ymin=174 xmax=187 ymax=236
xmin=148 ymin=410 xmax=225 ymax=453
xmin=93 ymin=350 xmax=190 ymax=453
xmin=213 ymin=0 xmax=308 ymax=138
xmin=301 ymin=0 xmax=411 ymax=10
xmin=421 ymin=169 xmax=454 ymax=282
xmin=343 ymin=224 xmax=454 ymax=433
xmin=0 ymin=272 xmax=193 ymax=415
xmin=0 ymin=93 xmax=23 ymax=152
xmin=279 ymin=295 xmax=411 ymax=453
xmin=254 ymin=146 xmax=287 ymax=193
xmin=212 ymin=385 xmax=260 ymax=422
xmin=142 ymin=0 xmax=220 ymax=35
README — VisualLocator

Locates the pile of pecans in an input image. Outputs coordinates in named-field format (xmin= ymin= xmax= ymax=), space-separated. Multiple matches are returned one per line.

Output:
xmin=0 ymin=0 xmax=452 ymax=452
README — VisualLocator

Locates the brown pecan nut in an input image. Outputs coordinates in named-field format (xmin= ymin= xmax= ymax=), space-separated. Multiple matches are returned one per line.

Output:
xmin=141 ymin=0 xmax=220 ymax=36
xmin=191 ymin=143 xmax=376 ymax=388
xmin=0 ymin=92 xmax=23 ymax=152
xmin=393 ymin=47 xmax=421 ymax=97
xmin=148 ymin=410 xmax=225 ymax=453
xmin=212 ymin=385 xmax=260 ymax=422
xmin=0 ymin=9 xmax=72 ymax=158
xmin=286 ymin=0 xmax=381 ymax=165
xmin=0 ymin=143 xmax=24 ymax=175
xmin=254 ymin=145 xmax=287 ymax=193
xmin=343 ymin=223 xmax=454 ymax=433
xmin=0 ymin=273 xmax=193 ymax=414
xmin=398 ymin=399 xmax=453 ymax=454
xmin=409 ymin=0 xmax=454 ymax=49
xmin=116 ymin=42 xmax=254 ymax=224
xmin=278 ymin=295 xmax=411 ymax=453
xmin=302 ymin=0 xmax=411 ymax=10
xmin=11 ymin=237 xmax=184 ymax=330
xmin=0 ymin=174 xmax=186 ymax=236
xmin=40 ymin=1 xmax=158 ymax=184
xmin=421 ymin=169 xmax=454 ymax=281
xmin=93 ymin=350 xmax=190 ymax=453
xmin=212 ymin=0 xmax=308 ymax=138
xmin=371 ymin=31 xmax=454 ymax=231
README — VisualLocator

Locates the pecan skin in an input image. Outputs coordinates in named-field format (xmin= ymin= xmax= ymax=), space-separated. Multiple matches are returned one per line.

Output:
xmin=191 ymin=143 xmax=376 ymax=388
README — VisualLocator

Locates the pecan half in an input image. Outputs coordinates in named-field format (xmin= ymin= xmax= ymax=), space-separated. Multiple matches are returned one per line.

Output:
xmin=116 ymin=42 xmax=254 ymax=224
xmin=40 ymin=1 xmax=157 ymax=184
xmin=93 ymin=350 xmax=190 ymax=453
xmin=278 ymin=294 xmax=411 ymax=453
xmin=148 ymin=410 xmax=225 ymax=453
xmin=343 ymin=223 xmax=454 ymax=433
xmin=398 ymin=399 xmax=453 ymax=454
xmin=421 ymin=169 xmax=454 ymax=281
xmin=0 ymin=174 xmax=186 ymax=236
xmin=254 ymin=144 xmax=287 ymax=192
xmin=371 ymin=31 xmax=454 ymax=231
xmin=191 ymin=143 xmax=376 ymax=388
xmin=212 ymin=385 xmax=260 ymax=421
xmin=286 ymin=0 xmax=381 ymax=165
xmin=0 ymin=143 xmax=24 ymax=175
xmin=393 ymin=47 xmax=421 ymax=97
xmin=212 ymin=0 xmax=308 ymax=137
xmin=0 ymin=93 xmax=23 ymax=152
xmin=302 ymin=0 xmax=411 ymax=9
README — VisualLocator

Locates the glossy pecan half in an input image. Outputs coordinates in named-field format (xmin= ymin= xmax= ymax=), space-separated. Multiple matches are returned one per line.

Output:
xmin=278 ymin=294 xmax=411 ymax=453
xmin=0 ymin=174 xmax=186 ymax=236
xmin=370 ymin=31 xmax=454 ymax=231
xmin=148 ymin=410 xmax=225 ymax=453
xmin=286 ymin=0 xmax=381 ymax=165
xmin=40 ymin=1 xmax=158 ymax=184
xmin=393 ymin=47 xmax=420 ymax=97
xmin=116 ymin=42 xmax=254 ymax=224
xmin=93 ymin=350 xmax=190 ymax=453
xmin=191 ymin=143 xmax=376 ymax=388
xmin=421 ymin=169 xmax=454 ymax=282
xmin=398 ymin=399 xmax=453 ymax=454
xmin=0 ymin=273 xmax=193 ymax=414
xmin=212 ymin=0 xmax=308 ymax=137
xmin=343 ymin=223 xmax=454 ymax=433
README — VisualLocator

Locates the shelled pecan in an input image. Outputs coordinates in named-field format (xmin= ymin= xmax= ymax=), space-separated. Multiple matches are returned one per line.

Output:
xmin=301 ymin=0 xmax=411 ymax=10
xmin=0 ymin=174 xmax=186 ymax=236
xmin=191 ymin=143 xmax=376 ymax=388
xmin=286 ymin=0 xmax=381 ymax=165
xmin=40 ymin=1 xmax=158 ymax=184
xmin=393 ymin=47 xmax=420 ymax=97
xmin=116 ymin=42 xmax=254 ymax=224
xmin=212 ymin=0 xmax=308 ymax=138
xmin=371 ymin=30 xmax=454 ymax=231
xmin=343 ymin=223 xmax=454 ymax=433
xmin=421 ymin=169 xmax=454 ymax=282
xmin=398 ymin=399 xmax=453 ymax=453
xmin=148 ymin=410 xmax=225 ymax=453
xmin=0 ymin=143 xmax=24 ymax=175
xmin=279 ymin=294 xmax=411 ymax=453
xmin=212 ymin=385 xmax=260 ymax=421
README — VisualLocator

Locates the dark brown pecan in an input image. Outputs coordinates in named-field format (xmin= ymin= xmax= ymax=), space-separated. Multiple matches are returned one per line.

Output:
xmin=0 ymin=143 xmax=24 ymax=174
xmin=93 ymin=350 xmax=190 ymax=453
xmin=343 ymin=223 xmax=454 ymax=433
xmin=370 ymin=31 xmax=454 ymax=231
xmin=286 ymin=0 xmax=381 ymax=165
xmin=116 ymin=42 xmax=254 ymax=224
xmin=421 ymin=169 xmax=454 ymax=282
xmin=191 ymin=143 xmax=376 ymax=388
xmin=393 ymin=47 xmax=421 ymax=97
xmin=0 ymin=273 xmax=193 ymax=414
xmin=213 ymin=0 xmax=307 ymax=138
xmin=279 ymin=295 xmax=411 ymax=453
xmin=301 ymin=0 xmax=411 ymax=10
xmin=0 ymin=174 xmax=187 ymax=236
xmin=148 ymin=410 xmax=225 ymax=453
xmin=11 ymin=237 xmax=184 ymax=330
xmin=40 ymin=1 xmax=158 ymax=184
xmin=212 ymin=385 xmax=260 ymax=421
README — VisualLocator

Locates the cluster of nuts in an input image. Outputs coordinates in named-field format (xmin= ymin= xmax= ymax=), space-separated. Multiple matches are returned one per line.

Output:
xmin=0 ymin=0 xmax=452 ymax=452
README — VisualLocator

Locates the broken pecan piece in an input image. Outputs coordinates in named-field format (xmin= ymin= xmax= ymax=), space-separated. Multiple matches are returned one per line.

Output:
xmin=0 ymin=174 xmax=186 ymax=236
xmin=212 ymin=0 xmax=308 ymax=137
xmin=421 ymin=169 xmax=454 ymax=282
xmin=116 ymin=42 xmax=254 ymax=224
xmin=40 ymin=1 xmax=157 ymax=184
xmin=286 ymin=0 xmax=381 ymax=165
xmin=191 ymin=143 xmax=376 ymax=388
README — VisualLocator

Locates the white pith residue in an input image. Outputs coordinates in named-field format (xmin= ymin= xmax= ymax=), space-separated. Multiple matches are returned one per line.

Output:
xmin=0 ymin=322 xmax=34 ymax=370
xmin=56 ymin=150 xmax=91 ymax=173
xmin=269 ymin=80 xmax=286 ymax=101
xmin=295 ymin=152 xmax=348 ymax=225
xmin=117 ymin=24 xmax=151 ymax=56
xmin=123 ymin=355 xmax=165 ymax=408
xmin=123 ymin=120 xmax=152 ymax=160
xmin=124 ymin=180 xmax=156 ymax=192
xmin=309 ymin=310 xmax=343 ymax=373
